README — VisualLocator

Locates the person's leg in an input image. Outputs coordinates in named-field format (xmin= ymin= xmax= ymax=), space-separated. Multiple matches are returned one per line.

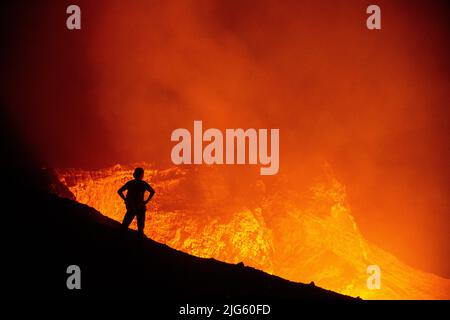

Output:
xmin=121 ymin=210 xmax=135 ymax=232
xmin=136 ymin=209 xmax=146 ymax=236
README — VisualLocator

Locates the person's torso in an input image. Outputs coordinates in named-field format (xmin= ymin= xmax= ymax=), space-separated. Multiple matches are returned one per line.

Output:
xmin=125 ymin=180 xmax=148 ymax=204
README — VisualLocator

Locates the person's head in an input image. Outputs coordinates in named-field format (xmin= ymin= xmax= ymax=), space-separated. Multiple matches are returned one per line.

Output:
xmin=133 ymin=167 xmax=144 ymax=180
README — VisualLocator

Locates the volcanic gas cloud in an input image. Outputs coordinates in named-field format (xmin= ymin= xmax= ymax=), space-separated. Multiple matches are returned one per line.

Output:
xmin=3 ymin=1 xmax=449 ymax=295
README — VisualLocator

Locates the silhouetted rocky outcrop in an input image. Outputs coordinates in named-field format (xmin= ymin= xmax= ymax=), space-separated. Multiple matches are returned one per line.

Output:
xmin=0 ymin=108 xmax=351 ymax=301
xmin=1 ymin=164 xmax=353 ymax=301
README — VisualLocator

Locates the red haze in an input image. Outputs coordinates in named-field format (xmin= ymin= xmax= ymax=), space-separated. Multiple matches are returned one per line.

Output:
xmin=1 ymin=0 xmax=449 ymax=278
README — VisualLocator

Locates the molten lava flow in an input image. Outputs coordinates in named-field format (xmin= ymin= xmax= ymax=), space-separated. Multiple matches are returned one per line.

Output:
xmin=55 ymin=163 xmax=450 ymax=299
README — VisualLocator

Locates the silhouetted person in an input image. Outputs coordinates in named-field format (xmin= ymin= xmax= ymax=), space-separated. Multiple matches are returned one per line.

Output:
xmin=118 ymin=167 xmax=155 ymax=236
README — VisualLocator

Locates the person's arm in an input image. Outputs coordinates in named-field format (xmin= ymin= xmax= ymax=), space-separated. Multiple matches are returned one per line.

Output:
xmin=117 ymin=183 xmax=128 ymax=201
xmin=144 ymin=184 xmax=155 ymax=204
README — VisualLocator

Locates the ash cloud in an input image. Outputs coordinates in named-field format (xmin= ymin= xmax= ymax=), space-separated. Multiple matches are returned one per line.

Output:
xmin=1 ymin=0 xmax=449 ymax=277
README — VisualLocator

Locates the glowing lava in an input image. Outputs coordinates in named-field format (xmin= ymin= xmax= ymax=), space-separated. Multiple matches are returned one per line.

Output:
xmin=55 ymin=163 xmax=450 ymax=299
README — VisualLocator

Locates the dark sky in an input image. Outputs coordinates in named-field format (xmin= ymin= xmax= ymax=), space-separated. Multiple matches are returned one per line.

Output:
xmin=1 ymin=0 xmax=449 ymax=278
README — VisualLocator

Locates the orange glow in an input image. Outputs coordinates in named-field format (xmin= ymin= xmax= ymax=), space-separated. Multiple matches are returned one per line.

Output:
xmin=4 ymin=0 xmax=449 ymax=287
xmin=56 ymin=164 xmax=450 ymax=299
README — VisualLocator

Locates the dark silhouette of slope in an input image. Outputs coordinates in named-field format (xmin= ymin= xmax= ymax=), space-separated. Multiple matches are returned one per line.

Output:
xmin=0 ymin=166 xmax=353 ymax=300
xmin=0 ymin=110 xmax=352 ymax=300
